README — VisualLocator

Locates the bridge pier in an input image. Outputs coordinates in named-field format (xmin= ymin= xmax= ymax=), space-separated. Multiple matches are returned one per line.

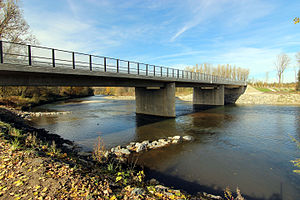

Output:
xmin=193 ymin=85 xmax=224 ymax=105
xmin=135 ymin=82 xmax=175 ymax=117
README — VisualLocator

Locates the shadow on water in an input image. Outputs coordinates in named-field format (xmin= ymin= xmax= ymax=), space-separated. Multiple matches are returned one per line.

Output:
xmin=135 ymin=104 xmax=221 ymax=128
xmin=143 ymin=168 xmax=283 ymax=200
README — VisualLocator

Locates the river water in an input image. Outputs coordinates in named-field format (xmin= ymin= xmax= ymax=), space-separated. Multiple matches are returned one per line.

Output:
xmin=30 ymin=95 xmax=300 ymax=200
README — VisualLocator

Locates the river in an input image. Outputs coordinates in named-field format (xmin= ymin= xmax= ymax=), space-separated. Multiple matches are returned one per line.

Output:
xmin=30 ymin=95 xmax=300 ymax=200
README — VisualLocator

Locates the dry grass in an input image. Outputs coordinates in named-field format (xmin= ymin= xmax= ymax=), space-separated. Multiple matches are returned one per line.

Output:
xmin=92 ymin=136 xmax=107 ymax=162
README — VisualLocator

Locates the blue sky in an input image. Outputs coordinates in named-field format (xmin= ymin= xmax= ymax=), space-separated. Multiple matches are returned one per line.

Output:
xmin=22 ymin=0 xmax=300 ymax=82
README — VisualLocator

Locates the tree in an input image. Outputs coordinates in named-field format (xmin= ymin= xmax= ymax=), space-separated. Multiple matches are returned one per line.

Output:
xmin=265 ymin=71 xmax=269 ymax=84
xmin=274 ymin=53 xmax=290 ymax=84
xmin=0 ymin=0 xmax=36 ymax=43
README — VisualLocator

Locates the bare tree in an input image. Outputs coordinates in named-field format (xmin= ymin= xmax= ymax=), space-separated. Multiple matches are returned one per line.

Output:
xmin=265 ymin=71 xmax=269 ymax=84
xmin=0 ymin=0 xmax=36 ymax=43
xmin=274 ymin=53 xmax=290 ymax=84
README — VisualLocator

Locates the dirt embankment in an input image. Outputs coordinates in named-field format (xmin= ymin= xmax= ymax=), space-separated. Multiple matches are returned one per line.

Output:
xmin=236 ymin=86 xmax=300 ymax=105
xmin=177 ymin=86 xmax=300 ymax=105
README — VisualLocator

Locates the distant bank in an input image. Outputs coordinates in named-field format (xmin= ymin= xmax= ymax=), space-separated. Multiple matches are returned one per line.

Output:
xmin=103 ymin=86 xmax=300 ymax=105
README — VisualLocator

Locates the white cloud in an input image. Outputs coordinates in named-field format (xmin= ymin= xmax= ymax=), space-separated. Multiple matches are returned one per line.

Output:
xmin=66 ymin=0 xmax=78 ymax=16
xmin=170 ymin=0 xmax=274 ymax=42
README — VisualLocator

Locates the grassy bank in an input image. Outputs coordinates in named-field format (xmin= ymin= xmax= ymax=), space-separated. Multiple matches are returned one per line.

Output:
xmin=1 ymin=107 xmax=226 ymax=200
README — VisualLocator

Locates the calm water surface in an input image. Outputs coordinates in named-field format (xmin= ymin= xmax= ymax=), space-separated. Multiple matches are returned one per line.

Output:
xmin=30 ymin=96 xmax=300 ymax=200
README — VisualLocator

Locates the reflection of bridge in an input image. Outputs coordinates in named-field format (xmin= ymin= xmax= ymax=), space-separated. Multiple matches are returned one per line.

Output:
xmin=0 ymin=41 xmax=246 ymax=117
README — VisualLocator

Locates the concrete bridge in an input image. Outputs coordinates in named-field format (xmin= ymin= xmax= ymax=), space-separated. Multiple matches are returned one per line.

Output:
xmin=0 ymin=41 xmax=247 ymax=117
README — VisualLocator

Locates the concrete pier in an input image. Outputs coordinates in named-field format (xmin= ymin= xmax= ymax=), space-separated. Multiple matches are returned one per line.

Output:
xmin=135 ymin=82 xmax=176 ymax=117
xmin=193 ymin=85 xmax=224 ymax=105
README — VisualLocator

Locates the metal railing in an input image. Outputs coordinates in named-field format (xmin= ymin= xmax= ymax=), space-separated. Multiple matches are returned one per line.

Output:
xmin=0 ymin=40 xmax=245 ymax=85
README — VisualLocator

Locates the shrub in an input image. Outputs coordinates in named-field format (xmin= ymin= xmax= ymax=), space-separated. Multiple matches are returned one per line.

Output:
xmin=93 ymin=136 xmax=107 ymax=162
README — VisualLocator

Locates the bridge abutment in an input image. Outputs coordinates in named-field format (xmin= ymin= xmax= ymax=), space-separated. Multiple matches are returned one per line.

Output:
xmin=193 ymin=85 xmax=224 ymax=105
xmin=135 ymin=82 xmax=176 ymax=117
xmin=224 ymin=86 xmax=247 ymax=104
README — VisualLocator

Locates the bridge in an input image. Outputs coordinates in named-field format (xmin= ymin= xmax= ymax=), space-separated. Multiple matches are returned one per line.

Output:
xmin=0 ymin=41 xmax=247 ymax=117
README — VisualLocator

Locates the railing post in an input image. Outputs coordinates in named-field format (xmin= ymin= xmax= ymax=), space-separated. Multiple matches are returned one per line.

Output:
xmin=182 ymin=70 xmax=184 ymax=78
xmin=52 ymin=49 xmax=55 ymax=67
xmin=154 ymin=66 xmax=155 ymax=76
xmin=116 ymin=59 xmax=119 ymax=73
xmin=161 ymin=67 xmax=162 ymax=77
xmin=177 ymin=69 xmax=179 ymax=79
xmin=89 ymin=55 xmax=92 ymax=71
xmin=173 ymin=69 xmax=174 ymax=78
xmin=28 ymin=45 xmax=32 ymax=66
xmin=104 ymin=57 xmax=107 ymax=72
xmin=0 ymin=41 xmax=3 ymax=64
xmin=137 ymin=63 xmax=139 ymax=75
xmin=167 ymin=68 xmax=169 ymax=77
xmin=127 ymin=61 xmax=130 ymax=74
xmin=146 ymin=64 xmax=148 ymax=76
xmin=72 ymin=52 xmax=75 ymax=69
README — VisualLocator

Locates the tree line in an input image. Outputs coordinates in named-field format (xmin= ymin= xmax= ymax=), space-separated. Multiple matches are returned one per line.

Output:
xmin=185 ymin=63 xmax=249 ymax=81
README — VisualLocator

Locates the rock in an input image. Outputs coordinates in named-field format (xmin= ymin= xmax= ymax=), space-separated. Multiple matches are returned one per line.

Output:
xmin=142 ymin=140 xmax=150 ymax=145
xmin=155 ymin=185 xmax=168 ymax=193
xmin=172 ymin=139 xmax=179 ymax=144
xmin=202 ymin=192 xmax=223 ymax=200
xmin=126 ymin=143 xmax=135 ymax=149
xmin=131 ymin=188 xmax=145 ymax=196
xmin=156 ymin=141 xmax=166 ymax=148
xmin=136 ymin=143 xmax=147 ymax=153
xmin=116 ymin=145 xmax=121 ymax=150
xmin=119 ymin=148 xmax=130 ymax=155
xmin=148 ymin=141 xmax=158 ymax=149
xmin=135 ymin=142 xmax=141 ymax=147
xmin=158 ymin=139 xmax=166 ymax=143
xmin=149 ymin=178 xmax=159 ymax=185
xmin=182 ymin=135 xmax=194 ymax=141
xmin=173 ymin=136 xmax=181 ymax=140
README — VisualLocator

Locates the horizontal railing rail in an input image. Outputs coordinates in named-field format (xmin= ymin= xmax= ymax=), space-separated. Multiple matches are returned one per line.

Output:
xmin=0 ymin=40 xmax=246 ymax=85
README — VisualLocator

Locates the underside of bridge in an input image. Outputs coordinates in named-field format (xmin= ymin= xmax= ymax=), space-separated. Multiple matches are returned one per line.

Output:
xmin=135 ymin=83 xmax=246 ymax=117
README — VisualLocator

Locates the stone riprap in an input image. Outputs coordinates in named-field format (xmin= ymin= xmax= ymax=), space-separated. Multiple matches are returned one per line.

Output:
xmin=110 ymin=135 xmax=194 ymax=157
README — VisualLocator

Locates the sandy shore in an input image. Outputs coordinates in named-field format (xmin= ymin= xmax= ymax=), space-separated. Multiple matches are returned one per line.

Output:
xmin=102 ymin=95 xmax=135 ymax=100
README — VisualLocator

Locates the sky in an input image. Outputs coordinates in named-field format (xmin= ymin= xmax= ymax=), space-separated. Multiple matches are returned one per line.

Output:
xmin=21 ymin=0 xmax=300 ymax=82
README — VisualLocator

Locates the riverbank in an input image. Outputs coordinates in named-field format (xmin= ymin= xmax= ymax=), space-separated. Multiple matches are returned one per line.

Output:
xmin=236 ymin=86 xmax=300 ymax=105
xmin=177 ymin=86 xmax=300 ymax=105
xmin=0 ymin=107 xmax=238 ymax=200
xmin=0 ymin=94 xmax=94 ymax=111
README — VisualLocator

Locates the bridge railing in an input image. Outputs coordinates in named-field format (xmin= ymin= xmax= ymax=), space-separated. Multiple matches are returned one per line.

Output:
xmin=0 ymin=40 xmax=245 ymax=85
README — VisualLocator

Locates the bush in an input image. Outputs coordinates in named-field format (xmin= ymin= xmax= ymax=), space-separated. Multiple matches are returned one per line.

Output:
xmin=93 ymin=136 xmax=107 ymax=162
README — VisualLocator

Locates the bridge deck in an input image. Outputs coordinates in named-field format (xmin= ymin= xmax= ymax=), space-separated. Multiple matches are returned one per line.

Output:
xmin=0 ymin=40 xmax=246 ymax=87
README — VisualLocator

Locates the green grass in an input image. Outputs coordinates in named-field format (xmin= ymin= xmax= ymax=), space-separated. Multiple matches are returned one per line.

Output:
xmin=254 ymin=87 xmax=272 ymax=92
